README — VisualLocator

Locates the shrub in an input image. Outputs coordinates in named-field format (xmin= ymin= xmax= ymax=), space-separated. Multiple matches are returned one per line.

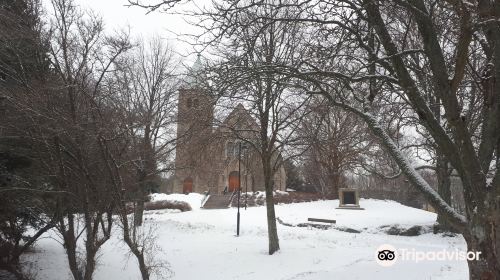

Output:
xmin=145 ymin=200 xmax=192 ymax=212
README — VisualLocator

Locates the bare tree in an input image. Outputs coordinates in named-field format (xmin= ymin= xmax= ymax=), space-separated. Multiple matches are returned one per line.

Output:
xmin=39 ymin=1 xmax=131 ymax=279
xmin=2 ymin=1 xmax=174 ymax=279
xmin=112 ymin=37 xmax=179 ymax=227
xmin=200 ymin=3 xmax=312 ymax=255
xmin=300 ymin=99 xmax=375 ymax=196
xmin=105 ymin=37 xmax=178 ymax=279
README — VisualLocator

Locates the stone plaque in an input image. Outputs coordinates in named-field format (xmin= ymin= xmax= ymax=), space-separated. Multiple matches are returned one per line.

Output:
xmin=337 ymin=188 xmax=364 ymax=210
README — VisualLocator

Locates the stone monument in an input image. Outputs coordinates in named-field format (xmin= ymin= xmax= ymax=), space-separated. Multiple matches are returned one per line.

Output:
xmin=336 ymin=188 xmax=364 ymax=210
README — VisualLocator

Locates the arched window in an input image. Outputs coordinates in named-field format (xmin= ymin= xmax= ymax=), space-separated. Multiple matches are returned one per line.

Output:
xmin=225 ymin=141 xmax=249 ymax=158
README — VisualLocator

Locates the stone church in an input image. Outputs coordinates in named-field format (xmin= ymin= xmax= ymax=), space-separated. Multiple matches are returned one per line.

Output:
xmin=173 ymin=58 xmax=286 ymax=194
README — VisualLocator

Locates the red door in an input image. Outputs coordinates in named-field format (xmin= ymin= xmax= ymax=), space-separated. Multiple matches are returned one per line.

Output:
xmin=228 ymin=171 xmax=240 ymax=192
xmin=183 ymin=178 xmax=193 ymax=194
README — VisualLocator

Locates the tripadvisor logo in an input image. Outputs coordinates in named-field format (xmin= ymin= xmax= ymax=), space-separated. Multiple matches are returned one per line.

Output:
xmin=375 ymin=244 xmax=482 ymax=267
xmin=376 ymin=244 xmax=397 ymax=267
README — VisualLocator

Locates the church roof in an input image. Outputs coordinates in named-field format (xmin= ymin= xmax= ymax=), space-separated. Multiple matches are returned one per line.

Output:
xmin=221 ymin=103 xmax=259 ymax=131
xmin=182 ymin=54 xmax=204 ymax=88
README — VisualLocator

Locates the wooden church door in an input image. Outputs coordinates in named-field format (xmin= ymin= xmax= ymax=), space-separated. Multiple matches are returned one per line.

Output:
xmin=228 ymin=171 xmax=240 ymax=192
xmin=183 ymin=178 xmax=193 ymax=194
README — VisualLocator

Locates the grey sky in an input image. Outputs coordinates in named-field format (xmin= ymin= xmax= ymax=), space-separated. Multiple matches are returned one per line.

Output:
xmin=74 ymin=0 xmax=201 ymax=60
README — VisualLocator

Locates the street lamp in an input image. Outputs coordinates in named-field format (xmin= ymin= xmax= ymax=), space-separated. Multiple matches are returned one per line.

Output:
xmin=237 ymin=142 xmax=241 ymax=236
xmin=236 ymin=141 xmax=247 ymax=236
xmin=245 ymin=147 xmax=249 ymax=210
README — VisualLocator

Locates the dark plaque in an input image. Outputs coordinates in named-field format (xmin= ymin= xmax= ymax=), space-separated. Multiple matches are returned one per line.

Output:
xmin=343 ymin=191 xmax=356 ymax=205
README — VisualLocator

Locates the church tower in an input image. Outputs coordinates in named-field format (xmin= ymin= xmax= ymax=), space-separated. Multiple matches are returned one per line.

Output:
xmin=174 ymin=55 xmax=214 ymax=193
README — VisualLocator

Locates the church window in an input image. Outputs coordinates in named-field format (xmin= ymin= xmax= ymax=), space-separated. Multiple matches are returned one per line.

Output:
xmin=225 ymin=141 xmax=248 ymax=158
xmin=187 ymin=97 xmax=193 ymax=108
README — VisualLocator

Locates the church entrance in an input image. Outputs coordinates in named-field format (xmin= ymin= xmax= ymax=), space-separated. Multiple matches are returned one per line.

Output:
xmin=183 ymin=178 xmax=193 ymax=194
xmin=228 ymin=171 xmax=240 ymax=192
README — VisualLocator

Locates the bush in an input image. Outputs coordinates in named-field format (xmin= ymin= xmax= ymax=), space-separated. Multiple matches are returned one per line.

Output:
xmin=144 ymin=200 xmax=192 ymax=212
xmin=234 ymin=191 xmax=337 ymax=207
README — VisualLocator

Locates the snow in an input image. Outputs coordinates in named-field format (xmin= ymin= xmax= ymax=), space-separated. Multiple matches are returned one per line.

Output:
xmin=279 ymin=199 xmax=435 ymax=230
xmin=275 ymin=190 xmax=290 ymax=196
xmin=23 ymin=199 xmax=469 ymax=280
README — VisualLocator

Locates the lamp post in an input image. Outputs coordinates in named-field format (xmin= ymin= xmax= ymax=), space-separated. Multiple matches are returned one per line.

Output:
xmin=236 ymin=142 xmax=248 ymax=236
xmin=237 ymin=142 xmax=241 ymax=236
xmin=245 ymin=148 xmax=249 ymax=210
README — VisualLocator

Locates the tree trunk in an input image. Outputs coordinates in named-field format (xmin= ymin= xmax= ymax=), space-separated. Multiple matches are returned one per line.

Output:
xmin=137 ymin=252 xmax=150 ymax=280
xmin=134 ymin=124 xmax=154 ymax=227
xmin=429 ymin=88 xmax=455 ymax=232
xmin=330 ymin=164 xmax=341 ymax=199
xmin=263 ymin=159 xmax=280 ymax=255
xmin=122 ymin=211 xmax=150 ymax=280
xmin=464 ymin=214 xmax=500 ymax=280
xmin=264 ymin=186 xmax=280 ymax=255
xmin=135 ymin=171 xmax=147 ymax=227
xmin=135 ymin=198 xmax=145 ymax=227
xmin=436 ymin=152 xmax=454 ymax=232
xmin=64 ymin=214 xmax=83 ymax=280
xmin=83 ymin=250 xmax=96 ymax=280
xmin=82 ymin=212 xmax=109 ymax=280
xmin=126 ymin=235 xmax=150 ymax=280
xmin=66 ymin=242 xmax=81 ymax=280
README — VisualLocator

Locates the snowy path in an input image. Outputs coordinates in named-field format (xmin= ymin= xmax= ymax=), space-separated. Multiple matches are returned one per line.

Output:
xmin=25 ymin=197 xmax=469 ymax=280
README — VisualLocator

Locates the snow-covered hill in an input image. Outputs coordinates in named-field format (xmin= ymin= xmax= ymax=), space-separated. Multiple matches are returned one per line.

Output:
xmin=24 ymin=198 xmax=469 ymax=280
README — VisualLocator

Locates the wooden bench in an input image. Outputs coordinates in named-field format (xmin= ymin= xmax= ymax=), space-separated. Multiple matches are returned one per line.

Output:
xmin=307 ymin=218 xmax=336 ymax=224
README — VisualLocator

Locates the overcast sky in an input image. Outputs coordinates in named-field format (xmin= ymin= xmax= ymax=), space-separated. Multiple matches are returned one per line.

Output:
xmin=72 ymin=0 xmax=203 ymax=62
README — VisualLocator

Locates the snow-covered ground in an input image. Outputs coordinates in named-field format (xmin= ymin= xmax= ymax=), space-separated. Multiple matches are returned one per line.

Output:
xmin=24 ymin=195 xmax=469 ymax=279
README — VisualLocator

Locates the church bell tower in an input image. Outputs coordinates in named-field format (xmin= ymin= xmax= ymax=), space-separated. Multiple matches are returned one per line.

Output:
xmin=174 ymin=54 xmax=214 ymax=193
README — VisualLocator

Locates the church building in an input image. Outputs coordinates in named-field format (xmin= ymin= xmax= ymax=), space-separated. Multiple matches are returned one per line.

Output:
xmin=172 ymin=57 xmax=286 ymax=194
